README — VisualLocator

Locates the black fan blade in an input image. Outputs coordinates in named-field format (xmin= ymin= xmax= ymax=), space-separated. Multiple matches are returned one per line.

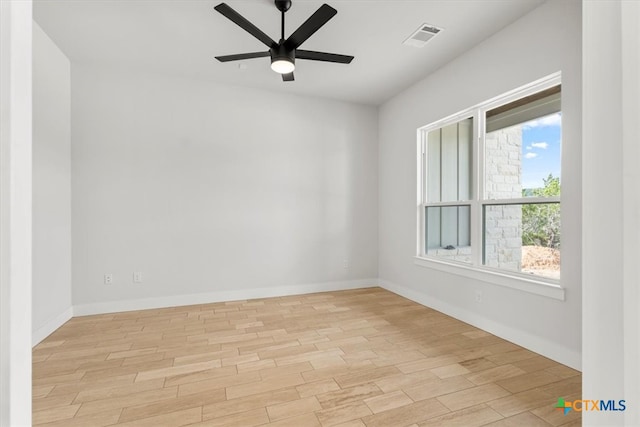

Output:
xmin=282 ymin=72 xmax=295 ymax=82
xmin=215 ymin=51 xmax=270 ymax=62
xmin=214 ymin=3 xmax=277 ymax=48
xmin=284 ymin=4 xmax=337 ymax=50
xmin=296 ymin=50 xmax=353 ymax=64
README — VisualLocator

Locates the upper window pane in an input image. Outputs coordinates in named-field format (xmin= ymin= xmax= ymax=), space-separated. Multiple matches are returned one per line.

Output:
xmin=426 ymin=118 xmax=473 ymax=203
xmin=485 ymin=86 xmax=561 ymax=200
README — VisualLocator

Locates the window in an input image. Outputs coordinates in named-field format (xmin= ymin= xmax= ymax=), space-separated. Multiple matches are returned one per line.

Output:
xmin=418 ymin=74 xmax=561 ymax=283
xmin=423 ymin=117 xmax=473 ymax=263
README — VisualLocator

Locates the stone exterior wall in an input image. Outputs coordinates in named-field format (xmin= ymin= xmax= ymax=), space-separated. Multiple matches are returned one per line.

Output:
xmin=484 ymin=127 xmax=522 ymax=271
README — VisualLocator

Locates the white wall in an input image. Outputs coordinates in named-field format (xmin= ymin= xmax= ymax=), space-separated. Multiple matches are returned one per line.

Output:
xmin=583 ymin=1 xmax=640 ymax=425
xmin=71 ymin=65 xmax=378 ymax=313
xmin=620 ymin=3 xmax=640 ymax=421
xmin=378 ymin=0 xmax=581 ymax=368
xmin=0 ymin=1 xmax=33 ymax=424
xmin=32 ymin=22 xmax=72 ymax=345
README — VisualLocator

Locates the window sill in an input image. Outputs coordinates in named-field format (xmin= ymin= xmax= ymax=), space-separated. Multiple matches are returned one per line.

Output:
xmin=413 ymin=256 xmax=565 ymax=301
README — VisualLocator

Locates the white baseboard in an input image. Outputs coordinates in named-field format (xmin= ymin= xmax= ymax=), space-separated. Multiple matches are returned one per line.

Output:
xmin=73 ymin=279 xmax=378 ymax=317
xmin=32 ymin=306 xmax=74 ymax=347
xmin=379 ymin=279 xmax=581 ymax=371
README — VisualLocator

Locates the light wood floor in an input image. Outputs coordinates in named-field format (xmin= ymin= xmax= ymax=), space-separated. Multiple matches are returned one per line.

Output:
xmin=33 ymin=288 xmax=581 ymax=426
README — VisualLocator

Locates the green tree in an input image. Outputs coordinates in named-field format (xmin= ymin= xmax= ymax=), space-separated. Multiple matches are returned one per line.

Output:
xmin=522 ymin=174 xmax=561 ymax=248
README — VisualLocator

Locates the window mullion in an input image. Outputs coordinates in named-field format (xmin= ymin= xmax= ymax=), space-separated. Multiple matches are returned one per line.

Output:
xmin=418 ymin=132 xmax=425 ymax=258
xmin=472 ymin=109 xmax=484 ymax=267
xmin=483 ymin=197 xmax=561 ymax=206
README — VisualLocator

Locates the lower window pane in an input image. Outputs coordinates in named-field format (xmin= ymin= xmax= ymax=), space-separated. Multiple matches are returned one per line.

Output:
xmin=483 ymin=203 xmax=560 ymax=279
xmin=425 ymin=205 xmax=471 ymax=263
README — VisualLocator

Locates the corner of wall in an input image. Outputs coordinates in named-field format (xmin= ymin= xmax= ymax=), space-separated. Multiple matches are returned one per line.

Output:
xmin=32 ymin=20 xmax=73 ymax=345
xmin=32 ymin=307 xmax=74 ymax=347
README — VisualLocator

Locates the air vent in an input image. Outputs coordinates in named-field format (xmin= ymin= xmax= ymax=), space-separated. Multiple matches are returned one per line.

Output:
xmin=403 ymin=23 xmax=442 ymax=48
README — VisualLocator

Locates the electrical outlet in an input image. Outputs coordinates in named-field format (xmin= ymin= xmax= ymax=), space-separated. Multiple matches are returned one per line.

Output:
xmin=133 ymin=272 xmax=143 ymax=283
xmin=475 ymin=290 xmax=483 ymax=303
xmin=104 ymin=274 xmax=113 ymax=285
xmin=343 ymin=259 xmax=350 ymax=269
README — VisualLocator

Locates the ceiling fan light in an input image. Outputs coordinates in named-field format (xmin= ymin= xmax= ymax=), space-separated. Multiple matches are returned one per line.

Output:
xmin=271 ymin=59 xmax=295 ymax=74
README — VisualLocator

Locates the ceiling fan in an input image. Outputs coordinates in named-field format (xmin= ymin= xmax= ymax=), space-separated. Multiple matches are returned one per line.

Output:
xmin=214 ymin=0 xmax=354 ymax=82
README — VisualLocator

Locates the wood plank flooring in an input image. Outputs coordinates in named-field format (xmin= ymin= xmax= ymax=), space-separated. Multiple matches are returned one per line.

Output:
xmin=33 ymin=288 xmax=581 ymax=426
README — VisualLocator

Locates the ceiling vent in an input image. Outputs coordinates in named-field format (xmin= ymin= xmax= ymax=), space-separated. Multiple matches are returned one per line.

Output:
xmin=403 ymin=24 xmax=442 ymax=48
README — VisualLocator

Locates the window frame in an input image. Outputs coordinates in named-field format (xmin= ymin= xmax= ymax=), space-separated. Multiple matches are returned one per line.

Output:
xmin=415 ymin=73 xmax=564 ymax=300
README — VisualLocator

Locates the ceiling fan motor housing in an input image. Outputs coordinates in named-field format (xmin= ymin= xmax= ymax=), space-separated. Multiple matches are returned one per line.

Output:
xmin=270 ymin=44 xmax=295 ymax=66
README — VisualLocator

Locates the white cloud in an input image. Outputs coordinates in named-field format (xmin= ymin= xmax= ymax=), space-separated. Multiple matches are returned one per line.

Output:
xmin=526 ymin=146 xmax=532 ymax=150
xmin=530 ymin=142 xmax=549 ymax=149
xmin=523 ymin=112 xmax=562 ymax=129
xmin=525 ymin=152 xmax=538 ymax=159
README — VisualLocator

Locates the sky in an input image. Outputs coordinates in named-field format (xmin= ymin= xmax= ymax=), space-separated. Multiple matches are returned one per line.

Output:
xmin=521 ymin=112 xmax=562 ymax=189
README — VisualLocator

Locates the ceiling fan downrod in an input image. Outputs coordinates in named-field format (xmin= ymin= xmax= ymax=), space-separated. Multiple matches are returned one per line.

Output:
xmin=275 ymin=0 xmax=291 ymax=41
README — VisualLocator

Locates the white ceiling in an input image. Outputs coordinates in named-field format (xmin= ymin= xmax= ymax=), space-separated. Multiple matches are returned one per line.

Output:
xmin=34 ymin=0 xmax=545 ymax=105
